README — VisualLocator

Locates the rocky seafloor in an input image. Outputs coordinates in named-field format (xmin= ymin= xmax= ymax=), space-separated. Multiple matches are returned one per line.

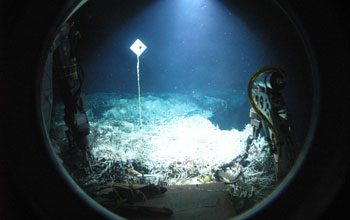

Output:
xmin=50 ymin=91 xmax=276 ymax=211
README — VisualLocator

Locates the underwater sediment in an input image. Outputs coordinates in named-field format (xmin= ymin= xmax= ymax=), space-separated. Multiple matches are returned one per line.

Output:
xmin=50 ymin=91 xmax=275 ymax=213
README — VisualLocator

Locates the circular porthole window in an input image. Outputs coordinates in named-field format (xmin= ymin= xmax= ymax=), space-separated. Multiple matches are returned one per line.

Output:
xmin=36 ymin=0 xmax=322 ymax=219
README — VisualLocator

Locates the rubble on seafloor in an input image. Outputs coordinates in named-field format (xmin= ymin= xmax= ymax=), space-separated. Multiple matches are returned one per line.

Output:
xmin=49 ymin=91 xmax=276 ymax=213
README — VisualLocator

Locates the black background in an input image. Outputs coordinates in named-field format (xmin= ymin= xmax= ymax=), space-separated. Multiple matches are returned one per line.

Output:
xmin=0 ymin=0 xmax=349 ymax=219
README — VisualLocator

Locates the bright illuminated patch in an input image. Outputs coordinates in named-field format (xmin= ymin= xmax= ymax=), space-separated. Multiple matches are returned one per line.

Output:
xmin=130 ymin=39 xmax=147 ymax=56
xmin=51 ymin=92 xmax=274 ymax=201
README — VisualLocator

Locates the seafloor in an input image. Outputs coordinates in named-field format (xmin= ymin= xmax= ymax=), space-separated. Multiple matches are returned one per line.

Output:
xmin=49 ymin=90 xmax=276 ymax=212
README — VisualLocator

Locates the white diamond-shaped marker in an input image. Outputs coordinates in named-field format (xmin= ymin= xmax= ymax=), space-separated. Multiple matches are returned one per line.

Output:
xmin=130 ymin=39 xmax=147 ymax=56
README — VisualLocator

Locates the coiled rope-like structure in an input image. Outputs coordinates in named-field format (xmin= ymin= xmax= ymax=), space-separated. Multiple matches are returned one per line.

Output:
xmin=247 ymin=66 xmax=287 ymax=179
